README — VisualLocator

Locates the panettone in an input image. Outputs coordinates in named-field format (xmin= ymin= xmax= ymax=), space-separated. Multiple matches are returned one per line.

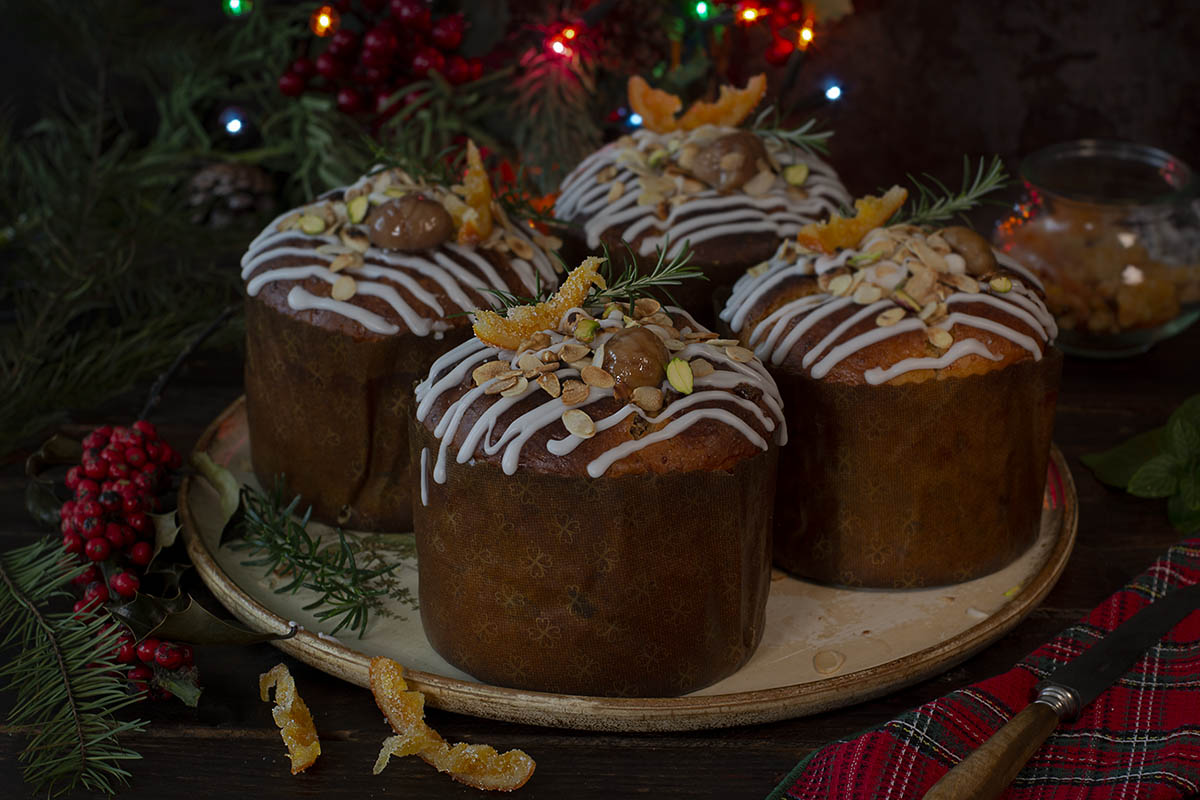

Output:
xmin=410 ymin=261 xmax=785 ymax=695
xmin=721 ymin=215 xmax=1061 ymax=587
xmin=241 ymin=153 xmax=561 ymax=532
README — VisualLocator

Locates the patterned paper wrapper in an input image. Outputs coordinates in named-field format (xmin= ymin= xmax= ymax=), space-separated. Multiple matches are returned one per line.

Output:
xmin=410 ymin=422 xmax=778 ymax=697
xmin=772 ymin=348 xmax=1062 ymax=588
xmin=244 ymin=296 xmax=464 ymax=532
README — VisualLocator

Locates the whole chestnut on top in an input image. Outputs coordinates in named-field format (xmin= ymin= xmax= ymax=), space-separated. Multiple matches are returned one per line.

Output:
xmin=602 ymin=326 xmax=670 ymax=401
xmin=689 ymin=131 xmax=768 ymax=193
xmin=365 ymin=195 xmax=455 ymax=252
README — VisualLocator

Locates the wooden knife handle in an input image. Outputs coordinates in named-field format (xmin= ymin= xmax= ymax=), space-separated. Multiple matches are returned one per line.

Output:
xmin=922 ymin=701 xmax=1060 ymax=800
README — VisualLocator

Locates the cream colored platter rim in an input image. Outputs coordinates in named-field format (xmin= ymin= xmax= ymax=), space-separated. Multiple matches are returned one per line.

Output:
xmin=179 ymin=396 xmax=1078 ymax=732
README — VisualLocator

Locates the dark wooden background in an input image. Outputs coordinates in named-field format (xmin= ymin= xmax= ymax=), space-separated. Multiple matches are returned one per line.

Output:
xmin=2 ymin=315 xmax=1198 ymax=799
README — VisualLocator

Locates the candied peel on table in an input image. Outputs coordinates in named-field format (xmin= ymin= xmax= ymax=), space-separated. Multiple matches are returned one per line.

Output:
xmin=795 ymin=185 xmax=909 ymax=254
xmin=472 ymin=256 xmax=607 ymax=350
xmin=369 ymin=656 xmax=536 ymax=792
xmin=259 ymin=663 xmax=321 ymax=774
xmin=627 ymin=74 xmax=767 ymax=133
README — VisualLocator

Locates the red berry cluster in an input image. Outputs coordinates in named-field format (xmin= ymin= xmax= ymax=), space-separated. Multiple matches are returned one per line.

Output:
xmin=60 ymin=421 xmax=191 ymax=700
xmin=279 ymin=0 xmax=483 ymax=118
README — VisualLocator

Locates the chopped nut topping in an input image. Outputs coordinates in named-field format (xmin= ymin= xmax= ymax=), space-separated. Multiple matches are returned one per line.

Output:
xmin=633 ymin=297 xmax=662 ymax=318
xmin=339 ymin=226 xmax=370 ymax=253
xmin=561 ymin=379 xmax=590 ymax=406
xmin=689 ymin=357 xmax=715 ymax=378
xmin=666 ymin=357 xmax=694 ymax=394
xmin=500 ymin=376 xmax=529 ymax=397
xmin=631 ymin=385 xmax=664 ymax=412
xmin=852 ymin=284 xmax=883 ymax=304
xmin=347 ymin=195 xmax=370 ymax=225
xmin=473 ymin=360 xmax=513 ymax=385
xmin=783 ymin=162 xmax=810 ymax=186
xmin=484 ymin=375 xmax=519 ymax=395
xmin=299 ymin=214 xmax=326 ymax=235
xmin=537 ymin=372 xmax=561 ymax=398
xmin=725 ymin=345 xmax=755 ymax=363
xmin=331 ymin=275 xmax=357 ymax=301
xmin=989 ymin=275 xmax=1013 ymax=293
xmin=557 ymin=342 xmax=590 ymax=363
xmin=517 ymin=352 xmax=543 ymax=372
xmin=927 ymin=327 xmax=953 ymax=349
xmin=580 ymin=365 xmax=616 ymax=389
xmin=875 ymin=307 xmax=906 ymax=327
xmin=329 ymin=252 xmax=363 ymax=273
xmin=827 ymin=274 xmax=853 ymax=296
xmin=607 ymin=181 xmax=626 ymax=203
xmin=574 ymin=319 xmax=600 ymax=343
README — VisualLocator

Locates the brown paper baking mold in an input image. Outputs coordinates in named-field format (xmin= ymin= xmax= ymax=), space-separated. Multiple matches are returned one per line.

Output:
xmin=244 ymin=295 xmax=464 ymax=532
xmin=771 ymin=348 xmax=1062 ymax=588
xmin=409 ymin=422 xmax=778 ymax=697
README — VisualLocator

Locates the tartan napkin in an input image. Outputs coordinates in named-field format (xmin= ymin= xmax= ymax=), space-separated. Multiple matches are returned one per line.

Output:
xmin=770 ymin=538 xmax=1200 ymax=800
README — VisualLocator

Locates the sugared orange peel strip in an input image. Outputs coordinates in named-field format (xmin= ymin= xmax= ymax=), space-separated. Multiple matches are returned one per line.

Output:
xmin=795 ymin=185 xmax=909 ymax=254
xmin=627 ymin=74 xmax=767 ymax=134
xmin=472 ymin=256 xmax=607 ymax=350
xmin=457 ymin=139 xmax=494 ymax=245
xmin=369 ymin=657 xmax=535 ymax=792
xmin=259 ymin=663 xmax=321 ymax=774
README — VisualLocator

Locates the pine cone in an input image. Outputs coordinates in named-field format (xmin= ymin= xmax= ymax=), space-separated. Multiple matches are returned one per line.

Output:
xmin=187 ymin=163 xmax=276 ymax=228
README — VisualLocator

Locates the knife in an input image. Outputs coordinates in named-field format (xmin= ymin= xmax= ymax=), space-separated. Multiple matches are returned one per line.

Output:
xmin=923 ymin=580 xmax=1200 ymax=800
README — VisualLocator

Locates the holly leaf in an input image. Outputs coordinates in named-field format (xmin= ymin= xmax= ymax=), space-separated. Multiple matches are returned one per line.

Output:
xmin=24 ymin=432 xmax=83 ymax=474
xmin=23 ymin=432 xmax=82 ymax=529
xmin=24 ymin=480 xmax=63 ymax=530
xmin=1165 ymin=417 xmax=1200 ymax=460
xmin=110 ymin=591 xmax=293 ymax=645
xmin=154 ymin=665 xmax=202 ymax=708
xmin=1127 ymin=454 xmax=1182 ymax=498
xmin=1080 ymin=427 xmax=1164 ymax=488
xmin=148 ymin=510 xmax=181 ymax=569
xmin=1180 ymin=471 xmax=1200 ymax=511
xmin=189 ymin=451 xmax=245 ymax=546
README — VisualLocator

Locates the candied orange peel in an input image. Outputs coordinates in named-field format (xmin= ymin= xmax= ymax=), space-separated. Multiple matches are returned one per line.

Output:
xmin=456 ymin=139 xmax=494 ymax=245
xmin=795 ymin=186 xmax=909 ymax=254
xmin=627 ymin=74 xmax=767 ymax=133
xmin=369 ymin=656 xmax=535 ymax=792
xmin=472 ymin=256 xmax=606 ymax=350
xmin=259 ymin=663 xmax=321 ymax=774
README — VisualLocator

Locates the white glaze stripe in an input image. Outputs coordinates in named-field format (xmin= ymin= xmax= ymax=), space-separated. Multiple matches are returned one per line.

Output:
xmin=863 ymin=338 xmax=1001 ymax=385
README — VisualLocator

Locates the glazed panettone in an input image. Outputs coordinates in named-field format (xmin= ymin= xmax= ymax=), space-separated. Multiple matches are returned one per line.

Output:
xmin=410 ymin=259 xmax=785 ymax=696
xmin=553 ymin=75 xmax=851 ymax=321
xmin=241 ymin=146 xmax=561 ymax=532
xmin=720 ymin=193 xmax=1061 ymax=587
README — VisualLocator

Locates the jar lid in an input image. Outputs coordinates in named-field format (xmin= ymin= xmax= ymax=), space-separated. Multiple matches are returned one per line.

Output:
xmin=1021 ymin=140 xmax=1196 ymax=205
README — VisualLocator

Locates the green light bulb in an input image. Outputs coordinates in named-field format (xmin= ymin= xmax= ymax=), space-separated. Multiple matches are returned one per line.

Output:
xmin=695 ymin=1 xmax=709 ymax=19
xmin=222 ymin=0 xmax=253 ymax=18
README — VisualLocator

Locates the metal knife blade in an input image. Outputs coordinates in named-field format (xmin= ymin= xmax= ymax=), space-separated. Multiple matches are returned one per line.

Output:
xmin=1039 ymin=579 xmax=1200 ymax=719
xmin=924 ymin=579 xmax=1200 ymax=800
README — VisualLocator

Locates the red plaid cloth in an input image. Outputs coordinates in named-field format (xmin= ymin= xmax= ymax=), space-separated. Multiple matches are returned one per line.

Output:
xmin=771 ymin=538 xmax=1200 ymax=800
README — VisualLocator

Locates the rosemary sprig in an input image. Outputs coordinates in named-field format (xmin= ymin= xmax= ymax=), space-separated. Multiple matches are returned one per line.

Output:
xmin=229 ymin=480 xmax=410 ymax=637
xmin=0 ymin=539 xmax=146 ymax=797
xmin=750 ymin=106 xmax=834 ymax=156
xmin=590 ymin=241 xmax=706 ymax=307
xmin=891 ymin=155 xmax=1009 ymax=227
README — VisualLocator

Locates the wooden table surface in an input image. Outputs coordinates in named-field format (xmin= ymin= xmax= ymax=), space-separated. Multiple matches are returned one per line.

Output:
xmin=2 ymin=322 xmax=1198 ymax=800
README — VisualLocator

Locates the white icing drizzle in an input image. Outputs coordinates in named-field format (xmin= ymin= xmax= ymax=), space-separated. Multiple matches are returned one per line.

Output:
xmin=414 ymin=312 xmax=785 ymax=482
xmin=720 ymin=232 xmax=1057 ymax=383
xmin=863 ymin=339 xmax=1001 ymax=385
xmin=242 ymin=183 xmax=559 ymax=337
xmin=420 ymin=447 xmax=429 ymax=507
xmin=554 ymin=127 xmax=851 ymax=257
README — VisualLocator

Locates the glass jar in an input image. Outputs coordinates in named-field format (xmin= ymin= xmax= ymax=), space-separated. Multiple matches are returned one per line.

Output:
xmin=994 ymin=140 xmax=1200 ymax=357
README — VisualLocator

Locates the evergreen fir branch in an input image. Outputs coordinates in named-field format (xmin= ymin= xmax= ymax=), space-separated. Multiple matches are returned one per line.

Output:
xmin=0 ymin=539 xmax=147 ymax=797
xmin=229 ymin=480 xmax=412 ymax=637
xmin=590 ymin=241 xmax=706 ymax=306
xmin=750 ymin=106 xmax=834 ymax=156
xmin=891 ymin=155 xmax=1009 ymax=227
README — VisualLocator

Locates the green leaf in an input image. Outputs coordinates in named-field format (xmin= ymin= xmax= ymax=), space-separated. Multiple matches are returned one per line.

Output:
xmin=1165 ymin=416 xmax=1200 ymax=459
xmin=154 ymin=665 xmax=203 ymax=708
xmin=148 ymin=510 xmax=181 ymax=569
xmin=24 ymin=480 xmax=63 ymax=530
xmin=1080 ymin=427 xmax=1164 ymax=488
xmin=23 ymin=432 xmax=81 ymax=529
xmin=1127 ymin=453 xmax=1182 ymax=498
xmin=110 ymin=592 xmax=292 ymax=646
xmin=190 ymin=451 xmax=245 ymax=545
xmin=1180 ymin=470 xmax=1200 ymax=511
xmin=1167 ymin=491 xmax=1200 ymax=533
xmin=1168 ymin=393 xmax=1200 ymax=430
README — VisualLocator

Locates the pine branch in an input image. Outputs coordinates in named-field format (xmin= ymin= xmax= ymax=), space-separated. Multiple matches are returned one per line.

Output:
xmin=0 ymin=540 xmax=146 ymax=797
xmin=891 ymin=155 xmax=1010 ymax=227
xmin=750 ymin=106 xmax=834 ymax=156
xmin=228 ymin=480 xmax=414 ymax=637
xmin=590 ymin=241 xmax=706 ymax=306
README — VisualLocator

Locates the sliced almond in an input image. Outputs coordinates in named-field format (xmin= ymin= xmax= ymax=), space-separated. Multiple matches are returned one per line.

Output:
xmin=472 ymin=360 xmax=513 ymax=386
xmin=518 ymin=332 xmax=552 ymax=352
xmin=562 ymin=409 xmax=596 ymax=439
xmin=339 ymin=226 xmax=370 ymax=253
xmin=725 ymin=345 xmax=755 ymax=363
xmin=484 ymin=375 xmax=519 ymax=395
xmin=591 ymin=342 xmax=606 ymax=368
xmin=918 ymin=301 xmax=939 ymax=321
xmin=596 ymin=165 xmax=619 ymax=183
xmin=683 ymin=330 xmax=719 ymax=342
xmin=943 ymin=273 xmax=980 ymax=294
xmin=330 ymin=275 xmax=356 ymax=301
xmin=689 ymin=358 xmax=715 ymax=378
xmin=508 ymin=237 xmax=534 ymax=260
xmin=827 ymin=274 xmax=853 ymax=297
xmin=908 ymin=237 xmax=946 ymax=272
xmin=742 ymin=170 xmax=777 ymax=197
xmin=537 ymin=372 xmax=561 ymax=398
xmin=539 ymin=349 xmax=560 ymax=364
xmin=631 ymin=386 xmax=663 ymax=413
xmin=664 ymin=338 xmax=685 ymax=351
xmin=677 ymin=144 xmax=699 ymax=171
xmin=606 ymin=181 xmax=626 ymax=203
xmin=580 ymin=365 xmax=615 ymax=389
xmin=876 ymin=307 xmax=906 ymax=327
xmin=852 ymin=284 xmax=883 ymax=304
xmin=943 ymin=252 xmax=967 ymax=274
xmin=633 ymin=297 xmax=662 ymax=319
xmin=706 ymin=338 xmax=741 ymax=348
xmin=561 ymin=379 xmax=590 ymax=406
xmin=500 ymin=376 xmax=529 ymax=398
xmin=927 ymin=327 xmax=953 ymax=349
xmin=517 ymin=352 xmax=543 ymax=372
xmin=329 ymin=252 xmax=363 ymax=273
xmin=557 ymin=342 xmax=590 ymax=363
